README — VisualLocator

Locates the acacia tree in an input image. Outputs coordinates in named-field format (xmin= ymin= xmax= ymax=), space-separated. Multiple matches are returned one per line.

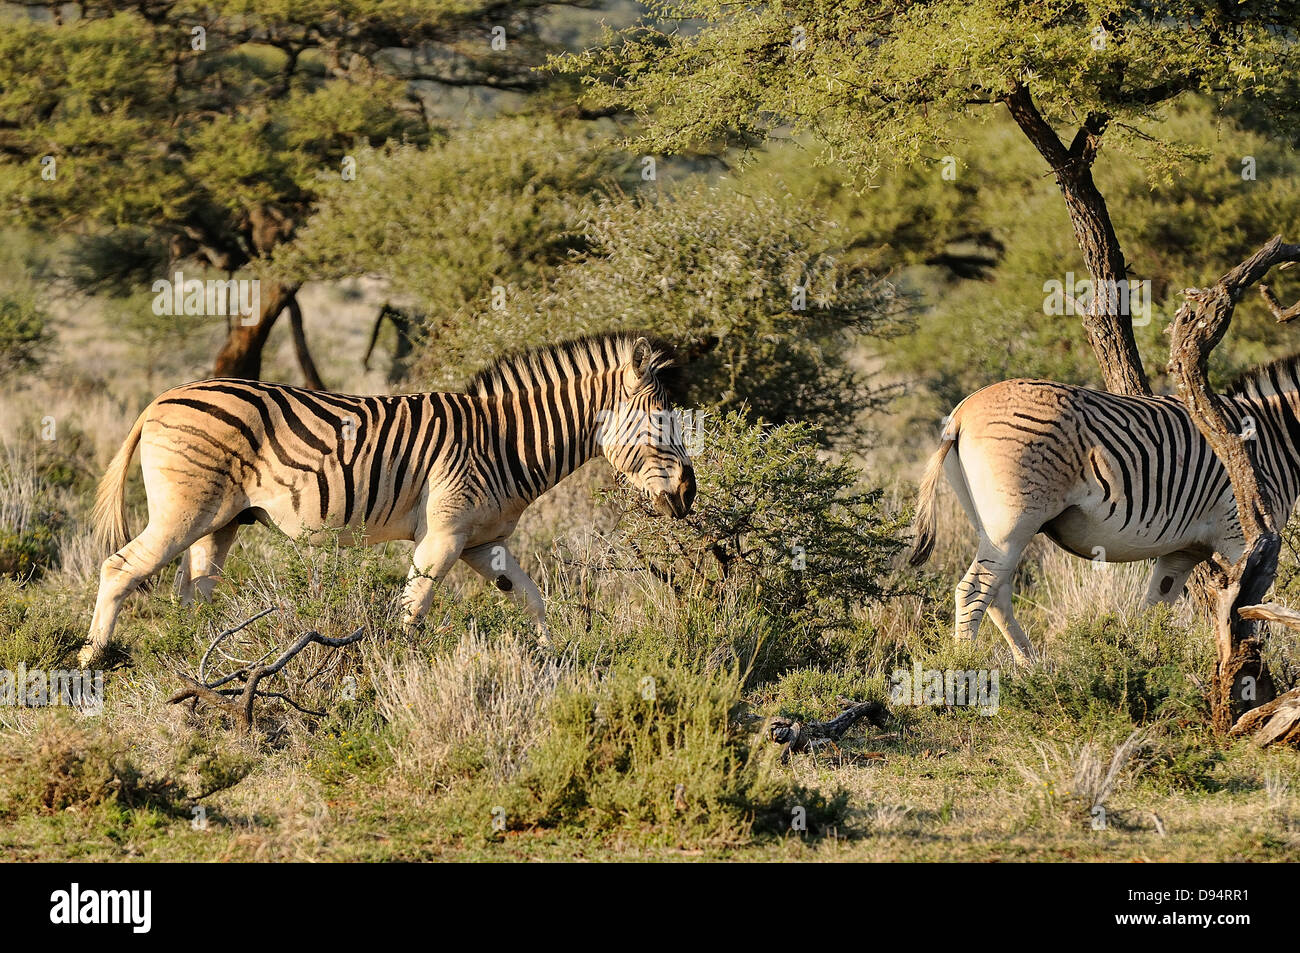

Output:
xmin=556 ymin=0 xmax=1300 ymax=398
xmin=0 ymin=0 xmax=593 ymax=382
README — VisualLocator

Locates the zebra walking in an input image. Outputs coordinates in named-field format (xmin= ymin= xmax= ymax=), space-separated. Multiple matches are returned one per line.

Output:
xmin=909 ymin=358 xmax=1300 ymax=663
xmin=79 ymin=334 xmax=696 ymax=666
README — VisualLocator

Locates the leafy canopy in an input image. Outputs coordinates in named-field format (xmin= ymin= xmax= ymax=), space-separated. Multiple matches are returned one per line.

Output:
xmin=0 ymin=1 xmax=592 ymax=287
xmin=555 ymin=0 xmax=1300 ymax=183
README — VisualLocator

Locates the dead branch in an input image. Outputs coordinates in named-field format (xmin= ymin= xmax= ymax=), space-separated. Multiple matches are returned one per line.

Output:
xmin=1228 ymin=686 xmax=1300 ymax=747
xmin=768 ymin=698 xmax=891 ymax=764
xmin=1238 ymin=602 xmax=1300 ymax=627
xmin=169 ymin=612 xmax=366 ymax=734
xmin=1259 ymin=284 xmax=1300 ymax=323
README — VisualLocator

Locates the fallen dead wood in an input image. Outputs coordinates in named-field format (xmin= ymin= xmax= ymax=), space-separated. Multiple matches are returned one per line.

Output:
xmin=168 ymin=610 xmax=366 ymax=734
xmin=1230 ymin=602 xmax=1300 ymax=746
xmin=1229 ymin=687 xmax=1300 ymax=747
xmin=768 ymin=698 xmax=891 ymax=764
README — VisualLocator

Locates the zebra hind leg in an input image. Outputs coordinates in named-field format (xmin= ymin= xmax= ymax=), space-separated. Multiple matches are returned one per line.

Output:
xmin=955 ymin=535 xmax=1034 ymax=664
xmin=81 ymin=519 xmax=216 ymax=667
xmin=177 ymin=522 xmax=241 ymax=605
xmin=986 ymin=579 xmax=1036 ymax=664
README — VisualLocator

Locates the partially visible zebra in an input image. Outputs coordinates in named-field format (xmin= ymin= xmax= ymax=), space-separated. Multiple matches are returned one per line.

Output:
xmin=909 ymin=356 xmax=1300 ymax=663
xmin=79 ymin=334 xmax=696 ymax=666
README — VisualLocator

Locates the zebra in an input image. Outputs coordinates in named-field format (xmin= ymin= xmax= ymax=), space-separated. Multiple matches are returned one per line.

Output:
xmin=908 ymin=357 xmax=1300 ymax=663
xmin=78 ymin=333 xmax=696 ymax=667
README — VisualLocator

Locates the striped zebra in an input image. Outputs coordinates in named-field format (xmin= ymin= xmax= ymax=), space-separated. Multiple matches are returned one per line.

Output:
xmin=78 ymin=334 xmax=696 ymax=666
xmin=909 ymin=357 xmax=1300 ymax=663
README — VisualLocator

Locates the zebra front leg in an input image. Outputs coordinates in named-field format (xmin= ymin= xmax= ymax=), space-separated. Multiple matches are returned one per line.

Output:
xmin=401 ymin=531 xmax=467 ymax=630
xmin=460 ymin=541 xmax=552 ymax=650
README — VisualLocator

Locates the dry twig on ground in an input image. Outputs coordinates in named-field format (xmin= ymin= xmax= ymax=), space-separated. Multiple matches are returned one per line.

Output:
xmin=167 ymin=608 xmax=365 ymax=733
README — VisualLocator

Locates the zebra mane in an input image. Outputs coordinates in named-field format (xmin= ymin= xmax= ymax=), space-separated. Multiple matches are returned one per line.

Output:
xmin=464 ymin=332 xmax=680 ymax=399
xmin=1224 ymin=352 xmax=1300 ymax=400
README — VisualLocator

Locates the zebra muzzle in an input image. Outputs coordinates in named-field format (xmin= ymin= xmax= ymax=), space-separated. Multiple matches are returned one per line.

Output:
xmin=654 ymin=464 xmax=696 ymax=519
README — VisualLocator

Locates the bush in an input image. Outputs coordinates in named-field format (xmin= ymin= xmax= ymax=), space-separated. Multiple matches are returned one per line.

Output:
xmin=0 ymin=289 xmax=52 ymax=379
xmin=482 ymin=659 xmax=847 ymax=845
xmin=288 ymin=136 xmax=904 ymax=437
xmin=1002 ymin=608 xmax=1210 ymax=731
xmin=0 ymin=719 xmax=249 ymax=820
xmin=470 ymin=186 xmax=903 ymax=439
xmin=277 ymin=115 xmax=625 ymax=369
xmin=0 ymin=450 xmax=65 ymax=580
xmin=614 ymin=412 xmax=905 ymax=649
xmin=0 ymin=579 xmax=84 ymax=669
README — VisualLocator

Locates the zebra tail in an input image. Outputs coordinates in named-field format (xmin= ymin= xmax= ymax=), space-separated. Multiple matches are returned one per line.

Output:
xmin=907 ymin=420 xmax=959 ymax=567
xmin=92 ymin=407 xmax=148 ymax=555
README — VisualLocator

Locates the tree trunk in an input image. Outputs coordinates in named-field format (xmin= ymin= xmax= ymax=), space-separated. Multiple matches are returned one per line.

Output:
xmin=286 ymin=292 xmax=326 ymax=390
xmin=212 ymin=280 xmax=298 ymax=380
xmin=1167 ymin=236 xmax=1300 ymax=736
xmin=1004 ymin=84 xmax=1150 ymax=398
xmin=1208 ymin=539 xmax=1278 ymax=733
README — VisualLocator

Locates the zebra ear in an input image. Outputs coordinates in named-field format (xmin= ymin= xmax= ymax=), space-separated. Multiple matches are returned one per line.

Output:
xmin=632 ymin=337 xmax=656 ymax=377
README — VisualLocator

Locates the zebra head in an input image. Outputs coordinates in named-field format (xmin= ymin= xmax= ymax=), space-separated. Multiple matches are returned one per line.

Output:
xmin=598 ymin=337 xmax=696 ymax=519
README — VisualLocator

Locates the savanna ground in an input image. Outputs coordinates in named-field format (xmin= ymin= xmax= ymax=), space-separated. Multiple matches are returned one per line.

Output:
xmin=2 ymin=283 xmax=1298 ymax=862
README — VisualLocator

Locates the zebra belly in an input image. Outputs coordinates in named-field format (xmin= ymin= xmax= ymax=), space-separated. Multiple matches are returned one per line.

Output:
xmin=247 ymin=464 xmax=420 ymax=545
xmin=1042 ymin=503 xmax=1215 ymax=563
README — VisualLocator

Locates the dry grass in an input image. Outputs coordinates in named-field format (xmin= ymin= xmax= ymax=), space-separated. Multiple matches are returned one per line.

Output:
xmin=369 ymin=629 xmax=583 ymax=791
xmin=1014 ymin=729 xmax=1152 ymax=827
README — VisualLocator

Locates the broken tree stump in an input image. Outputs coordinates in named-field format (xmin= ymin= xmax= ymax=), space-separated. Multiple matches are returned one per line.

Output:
xmin=1231 ymin=602 xmax=1300 ymax=746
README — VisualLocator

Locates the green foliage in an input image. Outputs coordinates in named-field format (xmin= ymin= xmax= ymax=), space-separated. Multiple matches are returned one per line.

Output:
xmin=507 ymin=186 xmax=903 ymax=435
xmin=863 ymin=100 xmax=1300 ymax=460
xmin=616 ymin=412 xmax=905 ymax=642
xmin=0 ymin=289 xmax=52 ymax=379
xmin=0 ymin=718 xmax=249 ymax=820
xmin=289 ymin=130 xmax=905 ymax=433
xmin=484 ymin=659 xmax=846 ymax=843
xmin=760 ymin=666 xmax=888 ymax=724
xmin=557 ymin=0 xmax=1300 ymax=182
xmin=308 ymin=713 xmax=395 ymax=791
xmin=279 ymin=116 xmax=624 ymax=321
xmin=1002 ymin=608 xmax=1211 ymax=731
xmin=0 ymin=580 xmax=85 ymax=669
xmin=0 ymin=2 xmax=582 ymax=306
xmin=0 ymin=453 xmax=66 ymax=581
